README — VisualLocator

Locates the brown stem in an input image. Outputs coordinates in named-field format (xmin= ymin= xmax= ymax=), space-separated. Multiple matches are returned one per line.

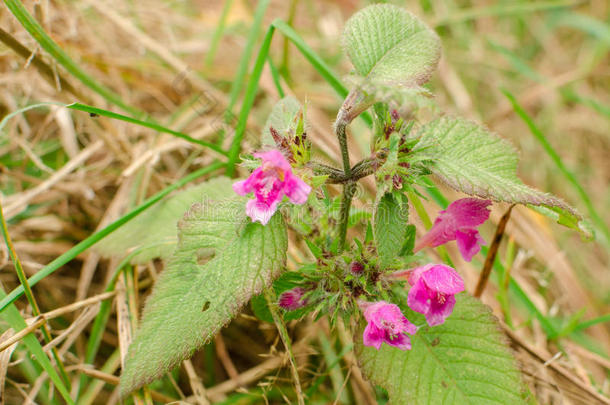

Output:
xmin=474 ymin=204 xmax=515 ymax=298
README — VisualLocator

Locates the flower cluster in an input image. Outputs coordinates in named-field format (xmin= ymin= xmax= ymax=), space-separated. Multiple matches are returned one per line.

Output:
xmin=360 ymin=198 xmax=489 ymax=351
xmin=360 ymin=264 xmax=464 ymax=351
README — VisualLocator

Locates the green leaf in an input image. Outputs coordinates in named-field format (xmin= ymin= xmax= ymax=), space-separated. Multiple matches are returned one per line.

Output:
xmin=374 ymin=193 xmax=409 ymax=268
xmin=342 ymin=4 xmax=440 ymax=88
xmin=261 ymin=96 xmax=302 ymax=147
xmin=412 ymin=117 xmax=591 ymax=238
xmin=95 ymin=178 xmax=234 ymax=264
xmin=119 ymin=182 xmax=287 ymax=396
xmin=355 ymin=294 xmax=527 ymax=404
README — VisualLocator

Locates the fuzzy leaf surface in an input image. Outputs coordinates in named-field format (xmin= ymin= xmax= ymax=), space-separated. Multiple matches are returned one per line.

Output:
xmin=355 ymin=294 xmax=527 ymax=404
xmin=412 ymin=117 xmax=590 ymax=238
xmin=119 ymin=180 xmax=287 ymax=395
xmin=261 ymin=96 xmax=302 ymax=147
xmin=374 ymin=192 xmax=408 ymax=268
xmin=342 ymin=4 xmax=440 ymax=88
xmin=94 ymin=179 xmax=233 ymax=263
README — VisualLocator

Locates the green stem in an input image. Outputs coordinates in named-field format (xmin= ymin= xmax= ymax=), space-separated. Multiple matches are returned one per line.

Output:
xmin=0 ymin=202 xmax=71 ymax=390
xmin=264 ymin=288 xmax=305 ymax=405
xmin=337 ymin=182 xmax=356 ymax=253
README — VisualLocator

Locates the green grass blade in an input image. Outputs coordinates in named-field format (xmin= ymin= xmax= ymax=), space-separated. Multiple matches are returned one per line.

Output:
xmin=205 ymin=0 xmax=235 ymax=67
xmin=227 ymin=0 xmax=271 ymax=114
xmin=267 ymin=55 xmax=286 ymax=98
xmin=271 ymin=19 xmax=372 ymax=125
xmin=0 ymin=203 xmax=71 ymax=389
xmin=0 ymin=102 xmax=63 ymax=135
xmin=272 ymin=19 xmax=347 ymax=100
xmin=4 ymin=0 xmax=141 ymax=116
xmin=572 ymin=314 xmax=610 ymax=334
xmin=0 ymin=162 xmax=224 ymax=312
xmin=0 ymin=288 xmax=75 ymax=404
xmin=503 ymin=90 xmax=609 ymax=244
xmin=433 ymin=0 xmax=579 ymax=26
xmin=226 ymin=25 xmax=275 ymax=176
xmin=67 ymin=103 xmax=227 ymax=155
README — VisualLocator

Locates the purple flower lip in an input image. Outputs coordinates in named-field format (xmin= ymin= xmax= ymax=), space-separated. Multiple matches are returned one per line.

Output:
xmin=359 ymin=300 xmax=417 ymax=351
xmin=233 ymin=149 xmax=311 ymax=225
xmin=414 ymin=198 xmax=491 ymax=262
xmin=407 ymin=264 xmax=465 ymax=326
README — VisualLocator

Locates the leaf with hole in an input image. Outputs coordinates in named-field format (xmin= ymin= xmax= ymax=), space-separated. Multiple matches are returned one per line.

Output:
xmin=355 ymin=294 xmax=528 ymax=404
xmin=412 ymin=117 xmax=591 ymax=238
xmin=119 ymin=178 xmax=287 ymax=395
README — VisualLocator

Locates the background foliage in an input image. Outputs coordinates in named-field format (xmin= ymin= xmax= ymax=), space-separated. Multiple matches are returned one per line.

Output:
xmin=0 ymin=0 xmax=608 ymax=404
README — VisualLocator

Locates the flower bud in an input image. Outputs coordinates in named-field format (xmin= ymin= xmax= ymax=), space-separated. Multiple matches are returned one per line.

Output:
xmin=349 ymin=261 xmax=365 ymax=276
xmin=278 ymin=287 xmax=307 ymax=311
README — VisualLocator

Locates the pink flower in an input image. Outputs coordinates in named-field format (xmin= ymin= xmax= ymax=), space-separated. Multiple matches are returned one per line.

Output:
xmin=278 ymin=287 xmax=307 ymax=311
xmin=360 ymin=301 xmax=417 ymax=351
xmin=233 ymin=150 xmax=311 ymax=225
xmin=414 ymin=198 xmax=491 ymax=261
xmin=407 ymin=264 xmax=464 ymax=326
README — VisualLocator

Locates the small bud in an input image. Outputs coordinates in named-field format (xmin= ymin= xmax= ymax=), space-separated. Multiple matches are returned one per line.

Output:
xmin=349 ymin=261 xmax=365 ymax=276
xmin=390 ymin=109 xmax=400 ymax=122
xmin=278 ymin=287 xmax=307 ymax=311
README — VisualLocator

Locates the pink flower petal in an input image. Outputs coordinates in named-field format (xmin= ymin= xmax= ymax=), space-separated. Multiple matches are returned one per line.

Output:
xmin=232 ymin=178 xmax=252 ymax=196
xmin=283 ymin=172 xmax=311 ymax=204
xmin=455 ymin=229 xmax=485 ymax=262
xmin=384 ymin=332 xmax=412 ymax=351
xmin=443 ymin=198 xmax=491 ymax=229
xmin=406 ymin=264 xmax=464 ymax=326
xmin=407 ymin=279 xmax=432 ymax=315
xmin=425 ymin=294 xmax=456 ymax=326
xmin=245 ymin=199 xmax=278 ymax=225
xmin=253 ymin=149 xmax=291 ymax=171
xmin=361 ymin=301 xmax=415 ymax=351
xmin=421 ymin=264 xmax=465 ymax=295
xmin=363 ymin=323 xmax=384 ymax=350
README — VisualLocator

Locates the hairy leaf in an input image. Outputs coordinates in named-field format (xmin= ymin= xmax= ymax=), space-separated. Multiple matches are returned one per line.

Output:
xmin=94 ymin=179 xmax=233 ymax=263
xmin=355 ymin=294 xmax=527 ymax=404
xmin=342 ymin=4 xmax=440 ymax=88
xmin=374 ymin=193 xmax=408 ymax=268
xmin=412 ymin=117 xmax=591 ymax=238
xmin=261 ymin=96 xmax=303 ymax=147
xmin=119 ymin=181 xmax=287 ymax=396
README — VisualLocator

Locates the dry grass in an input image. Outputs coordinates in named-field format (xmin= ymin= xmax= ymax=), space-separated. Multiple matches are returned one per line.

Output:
xmin=0 ymin=0 xmax=608 ymax=403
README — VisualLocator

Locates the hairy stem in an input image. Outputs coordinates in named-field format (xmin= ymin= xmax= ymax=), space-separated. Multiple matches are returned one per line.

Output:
xmin=264 ymin=288 xmax=305 ymax=405
xmin=338 ymin=182 xmax=357 ymax=253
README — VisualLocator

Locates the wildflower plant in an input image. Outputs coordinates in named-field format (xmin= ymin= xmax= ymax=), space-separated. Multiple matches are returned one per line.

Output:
xmin=95 ymin=4 xmax=592 ymax=403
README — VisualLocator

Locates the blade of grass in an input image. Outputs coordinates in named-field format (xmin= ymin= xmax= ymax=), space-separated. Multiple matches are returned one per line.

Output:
xmin=267 ymin=55 xmax=285 ymax=98
xmin=433 ymin=0 xmax=580 ymax=26
xmin=4 ymin=0 xmax=141 ymax=116
xmin=503 ymin=89 xmax=609 ymax=244
xmin=0 ymin=288 xmax=75 ymax=404
xmin=0 ymin=202 xmax=71 ymax=389
xmin=67 ymin=103 xmax=227 ymax=156
xmin=226 ymin=24 xmax=275 ymax=176
xmin=205 ymin=0 xmax=235 ymax=67
xmin=226 ymin=18 xmax=372 ymax=175
xmin=0 ymin=102 xmax=64 ymax=135
xmin=571 ymin=314 xmax=610 ymax=334
xmin=272 ymin=19 xmax=348 ymax=103
xmin=0 ymin=161 xmax=224 ymax=312
xmin=226 ymin=0 xmax=271 ymax=115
